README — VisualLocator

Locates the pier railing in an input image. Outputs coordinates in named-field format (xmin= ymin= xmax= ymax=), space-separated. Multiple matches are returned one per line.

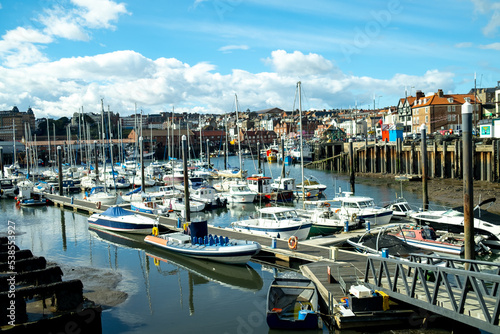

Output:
xmin=363 ymin=254 xmax=500 ymax=333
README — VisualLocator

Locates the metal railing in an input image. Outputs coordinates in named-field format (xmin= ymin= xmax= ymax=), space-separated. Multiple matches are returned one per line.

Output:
xmin=363 ymin=254 xmax=500 ymax=333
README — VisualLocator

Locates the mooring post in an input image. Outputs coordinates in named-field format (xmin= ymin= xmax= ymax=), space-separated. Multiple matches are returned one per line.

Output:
xmin=462 ymin=101 xmax=475 ymax=261
xmin=182 ymin=135 xmax=190 ymax=222
xmin=349 ymin=139 xmax=355 ymax=194
xmin=420 ymin=125 xmax=429 ymax=211
xmin=57 ymin=146 xmax=63 ymax=196
xmin=442 ymin=141 xmax=447 ymax=179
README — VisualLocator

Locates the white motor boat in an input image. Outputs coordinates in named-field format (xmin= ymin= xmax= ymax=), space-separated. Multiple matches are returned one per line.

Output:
xmin=88 ymin=206 xmax=159 ymax=234
xmin=222 ymin=183 xmax=256 ymax=204
xmin=409 ymin=198 xmax=500 ymax=249
xmin=332 ymin=191 xmax=393 ymax=225
xmin=231 ymin=206 xmax=312 ymax=241
xmin=85 ymin=186 xmax=118 ymax=206
xmin=296 ymin=200 xmax=361 ymax=236
xmin=159 ymin=197 xmax=206 ymax=213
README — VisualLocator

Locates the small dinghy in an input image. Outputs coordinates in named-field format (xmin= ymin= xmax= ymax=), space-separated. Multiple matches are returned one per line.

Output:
xmin=144 ymin=220 xmax=261 ymax=265
xmin=266 ymin=277 xmax=322 ymax=330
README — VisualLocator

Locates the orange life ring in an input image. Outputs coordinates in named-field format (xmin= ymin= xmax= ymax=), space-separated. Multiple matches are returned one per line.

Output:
xmin=96 ymin=201 xmax=101 ymax=209
xmin=288 ymin=236 xmax=298 ymax=250
xmin=323 ymin=202 xmax=331 ymax=208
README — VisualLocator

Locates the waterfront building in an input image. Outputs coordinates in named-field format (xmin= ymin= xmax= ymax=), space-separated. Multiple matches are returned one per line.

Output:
xmin=411 ymin=89 xmax=481 ymax=134
xmin=0 ymin=106 xmax=35 ymax=141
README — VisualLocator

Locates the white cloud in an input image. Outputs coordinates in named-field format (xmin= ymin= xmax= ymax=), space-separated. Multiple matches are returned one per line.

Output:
xmin=218 ymin=45 xmax=250 ymax=52
xmin=0 ymin=49 xmax=457 ymax=118
xmin=0 ymin=27 xmax=53 ymax=52
xmin=471 ymin=0 xmax=500 ymax=36
xmin=71 ymin=0 xmax=129 ymax=29
xmin=0 ymin=0 xmax=128 ymax=67
xmin=39 ymin=6 xmax=89 ymax=41
xmin=480 ymin=42 xmax=500 ymax=50
xmin=455 ymin=42 xmax=473 ymax=48
xmin=263 ymin=50 xmax=336 ymax=76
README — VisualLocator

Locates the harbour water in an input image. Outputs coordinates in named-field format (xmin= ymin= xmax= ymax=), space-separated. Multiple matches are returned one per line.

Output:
xmin=1 ymin=156 xmax=463 ymax=333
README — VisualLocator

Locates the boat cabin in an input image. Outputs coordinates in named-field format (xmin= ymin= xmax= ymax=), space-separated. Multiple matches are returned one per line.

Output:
xmin=247 ymin=175 xmax=272 ymax=194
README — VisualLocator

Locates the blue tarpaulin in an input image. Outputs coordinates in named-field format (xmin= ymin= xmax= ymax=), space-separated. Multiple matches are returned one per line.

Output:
xmin=101 ymin=206 xmax=135 ymax=217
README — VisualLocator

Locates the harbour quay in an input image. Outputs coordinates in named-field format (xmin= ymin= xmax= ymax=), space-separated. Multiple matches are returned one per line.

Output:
xmin=308 ymin=138 xmax=500 ymax=182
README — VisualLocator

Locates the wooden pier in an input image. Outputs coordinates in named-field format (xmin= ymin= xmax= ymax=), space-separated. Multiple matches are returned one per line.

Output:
xmin=308 ymin=139 xmax=500 ymax=183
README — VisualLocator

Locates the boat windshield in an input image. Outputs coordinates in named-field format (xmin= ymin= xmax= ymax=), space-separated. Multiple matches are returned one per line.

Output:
xmin=443 ymin=209 xmax=463 ymax=217
xmin=275 ymin=211 xmax=297 ymax=220
xmin=359 ymin=200 xmax=375 ymax=208
xmin=422 ymin=228 xmax=436 ymax=240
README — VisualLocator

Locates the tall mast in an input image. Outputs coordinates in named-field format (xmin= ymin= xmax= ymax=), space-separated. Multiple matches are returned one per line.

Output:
xmin=298 ymin=81 xmax=305 ymax=205
xmin=199 ymin=114 xmax=203 ymax=162
xmin=47 ymin=118 xmax=51 ymax=169
xmin=108 ymin=105 xmax=114 ymax=166
xmin=235 ymin=94 xmax=242 ymax=175
xmin=12 ymin=120 xmax=16 ymax=166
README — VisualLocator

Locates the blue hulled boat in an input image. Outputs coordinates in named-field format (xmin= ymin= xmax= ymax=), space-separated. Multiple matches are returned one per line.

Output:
xmin=88 ymin=206 xmax=159 ymax=234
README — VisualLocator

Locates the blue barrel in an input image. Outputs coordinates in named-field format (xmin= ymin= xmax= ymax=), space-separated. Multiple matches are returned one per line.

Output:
xmin=381 ymin=248 xmax=389 ymax=258
xmin=344 ymin=221 xmax=349 ymax=232
xmin=366 ymin=221 xmax=371 ymax=231
xmin=177 ymin=218 xmax=181 ymax=228
xmin=271 ymin=237 xmax=277 ymax=249
xmin=71 ymin=197 xmax=74 ymax=205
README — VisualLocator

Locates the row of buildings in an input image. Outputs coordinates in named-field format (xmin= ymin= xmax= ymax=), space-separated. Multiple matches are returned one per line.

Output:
xmin=1 ymin=83 xmax=499 ymax=146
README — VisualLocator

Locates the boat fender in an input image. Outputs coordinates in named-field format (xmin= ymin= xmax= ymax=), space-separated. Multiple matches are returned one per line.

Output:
xmin=152 ymin=227 xmax=159 ymax=237
xmin=154 ymin=258 xmax=160 ymax=266
xmin=306 ymin=192 xmax=311 ymax=197
xmin=335 ymin=209 xmax=340 ymax=213
xmin=96 ymin=201 xmax=101 ymax=209
xmin=288 ymin=236 xmax=298 ymax=250
xmin=119 ymin=191 xmax=123 ymax=196
xmin=323 ymin=202 xmax=330 ymax=208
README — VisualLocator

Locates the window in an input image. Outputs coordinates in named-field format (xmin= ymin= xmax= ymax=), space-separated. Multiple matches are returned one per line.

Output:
xmin=452 ymin=106 xmax=456 ymax=112
xmin=452 ymin=115 xmax=456 ymax=121
xmin=447 ymin=115 xmax=451 ymax=121
xmin=425 ymin=115 xmax=429 ymax=123
xmin=426 ymin=107 xmax=429 ymax=113
xmin=448 ymin=106 xmax=451 ymax=112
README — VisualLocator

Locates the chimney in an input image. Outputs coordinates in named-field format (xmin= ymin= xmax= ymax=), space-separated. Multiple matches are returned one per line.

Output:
xmin=416 ymin=90 xmax=425 ymax=99
xmin=437 ymin=89 xmax=444 ymax=97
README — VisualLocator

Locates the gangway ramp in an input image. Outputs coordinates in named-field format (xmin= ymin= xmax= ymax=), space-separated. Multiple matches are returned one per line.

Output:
xmin=363 ymin=254 xmax=500 ymax=334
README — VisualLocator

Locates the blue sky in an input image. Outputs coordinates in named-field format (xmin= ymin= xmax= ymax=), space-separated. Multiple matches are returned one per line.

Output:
xmin=0 ymin=0 xmax=499 ymax=118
